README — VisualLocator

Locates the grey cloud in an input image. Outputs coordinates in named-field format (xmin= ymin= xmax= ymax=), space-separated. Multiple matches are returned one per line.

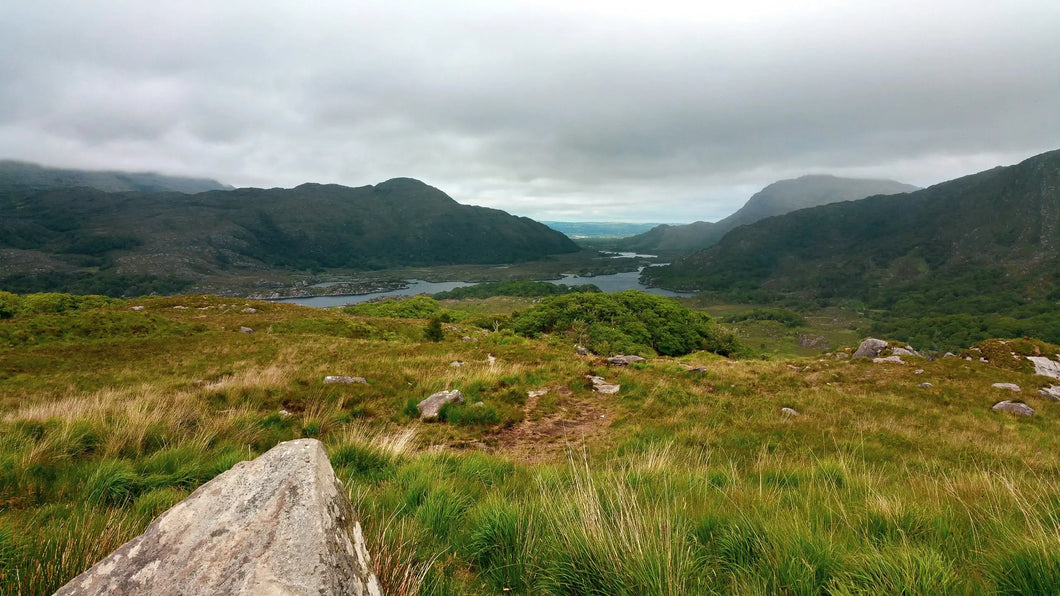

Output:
xmin=0 ymin=1 xmax=1057 ymax=222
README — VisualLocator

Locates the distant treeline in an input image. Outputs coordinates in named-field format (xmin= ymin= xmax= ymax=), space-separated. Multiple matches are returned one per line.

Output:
xmin=431 ymin=281 xmax=600 ymax=300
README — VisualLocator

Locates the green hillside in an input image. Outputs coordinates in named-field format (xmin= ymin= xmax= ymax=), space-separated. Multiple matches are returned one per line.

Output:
xmin=646 ymin=149 xmax=1060 ymax=349
xmin=2 ymin=291 xmax=1060 ymax=594
xmin=0 ymin=178 xmax=579 ymax=295
xmin=619 ymin=176 xmax=917 ymax=255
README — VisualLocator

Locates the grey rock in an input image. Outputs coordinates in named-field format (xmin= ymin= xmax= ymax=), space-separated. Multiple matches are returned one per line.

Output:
xmin=324 ymin=376 xmax=367 ymax=385
xmin=449 ymin=360 xmax=465 ymax=367
xmin=991 ymin=383 xmax=1021 ymax=392
xmin=587 ymin=375 xmax=620 ymax=394
xmin=798 ymin=335 xmax=829 ymax=350
xmin=1027 ymin=356 xmax=1060 ymax=380
xmin=781 ymin=407 xmax=800 ymax=417
xmin=873 ymin=356 xmax=905 ymax=364
xmin=54 ymin=439 xmax=381 ymax=596
xmin=576 ymin=345 xmax=589 ymax=356
xmin=607 ymin=354 xmax=647 ymax=366
xmin=892 ymin=347 xmax=917 ymax=357
xmin=130 ymin=305 xmax=145 ymax=311
xmin=1037 ymin=386 xmax=1060 ymax=401
xmin=240 ymin=307 xmax=259 ymax=314
xmin=173 ymin=305 xmax=188 ymax=310
xmin=528 ymin=389 xmax=549 ymax=399
xmin=943 ymin=352 xmax=956 ymax=358
xmin=417 ymin=390 xmax=464 ymax=420
xmin=918 ymin=382 xmax=933 ymax=388
xmin=239 ymin=326 xmax=254 ymax=334
xmin=853 ymin=338 xmax=889 ymax=359
xmin=992 ymin=400 xmax=1035 ymax=416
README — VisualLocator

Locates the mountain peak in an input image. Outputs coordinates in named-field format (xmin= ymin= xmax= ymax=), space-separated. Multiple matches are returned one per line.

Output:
xmin=617 ymin=175 xmax=917 ymax=255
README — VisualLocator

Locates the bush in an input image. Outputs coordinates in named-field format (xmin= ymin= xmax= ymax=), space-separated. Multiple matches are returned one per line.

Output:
xmin=342 ymin=295 xmax=441 ymax=319
xmin=723 ymin=308 xmax=807 ymax=328
xmin=424 ymin=316 xmax=444 ymax=342
xmin=510 ymin=290 xmax=745 ymax=357
xmin=432 ymin=281 xmax=601 ymax=300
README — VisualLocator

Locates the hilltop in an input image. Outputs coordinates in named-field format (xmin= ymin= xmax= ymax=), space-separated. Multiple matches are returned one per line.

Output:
xmin=0 ymin=177 xmax=579 ymax=296
xmin=617 ymin=176 xmax=917 ymax=254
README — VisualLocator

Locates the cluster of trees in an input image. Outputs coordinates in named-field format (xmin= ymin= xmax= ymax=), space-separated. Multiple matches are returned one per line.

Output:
xmin=0 ymin=272 xmax=190 ymax=298
xmin=0 ymin=291 xmax=119 ymax=319
xmin=431 ymin=281 xmax=600 ymax=300
xmin=510 ymin=290 xmax=743 ymax=357
xmin=722 ymin=308 xmax=807 ymax=328
xmin=337 ymin=291 xmax=745 ymax=357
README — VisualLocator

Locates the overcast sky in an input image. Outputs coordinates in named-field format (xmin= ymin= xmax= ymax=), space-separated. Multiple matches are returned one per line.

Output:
xmin=1 ymin=1 xmax=1057 ymax=222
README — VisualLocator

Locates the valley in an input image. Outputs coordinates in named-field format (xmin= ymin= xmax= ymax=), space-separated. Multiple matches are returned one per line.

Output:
xmin=2 ymin=151 xmax=1060 ymax=594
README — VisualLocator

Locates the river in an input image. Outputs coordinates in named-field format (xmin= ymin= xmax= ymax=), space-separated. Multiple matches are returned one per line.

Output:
xmin=276 ymin=268 xmax=689 ymax=307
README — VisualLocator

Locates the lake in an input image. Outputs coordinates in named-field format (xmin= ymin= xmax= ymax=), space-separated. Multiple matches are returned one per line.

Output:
xmin=276 ymin=268 xmax=690 ymax=307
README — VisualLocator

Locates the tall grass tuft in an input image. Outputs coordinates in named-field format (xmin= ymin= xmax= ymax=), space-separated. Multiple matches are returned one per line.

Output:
xmin=465 ymin=495 xmax=542 ymax=593
xmin=540 ymin=453 xmax=700 ymax=595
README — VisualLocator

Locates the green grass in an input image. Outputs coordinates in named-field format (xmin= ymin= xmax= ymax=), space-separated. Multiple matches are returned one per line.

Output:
xmin=2 ymin=293 xmax=1060 ymax=594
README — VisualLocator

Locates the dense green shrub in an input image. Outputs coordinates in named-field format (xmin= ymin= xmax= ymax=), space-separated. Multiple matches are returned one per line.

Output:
xmin=424 ymin=316 xmax=445 ymax=342
xmin=723 ymin=308 xmax=806 ymax=328
xmin=341 ymin=295 xmax=441 ymax=319
xmin=432 ymin=281 xmax=600 ymax=300
xmin=510 ymin=290 xmax=744 ymax=357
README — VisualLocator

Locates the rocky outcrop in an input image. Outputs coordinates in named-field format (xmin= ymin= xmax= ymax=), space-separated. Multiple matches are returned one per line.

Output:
xmin=992 ymin=401 xmax=1035 ymax=416
xmin=1038 ymin=386 xmax=1060 ymax=401
xmin=1027 ymin=356 xmax=1060 ymax=380
xmin=418 ymin=389 xmax=464 ymax=420
xmin=607 ymin=354 xmax=646 ymax=366
xmin=55 ymin=439 xmax=381 ymax=596
xmin=852 ymin=338 xmax=888 ymax=359
xmin=991 ymin=383 xmax=1021 ymax=392
xmin=873 ymin=356 xmax=904 ymax=364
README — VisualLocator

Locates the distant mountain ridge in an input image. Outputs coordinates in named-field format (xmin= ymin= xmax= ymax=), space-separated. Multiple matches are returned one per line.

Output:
xmin=618 ymin=175 xmax=918 ymax=254
xmin=646 ymin=149 xmax=1060 ymax=299
xmin=543 ymin=221 xmax=663 ymax=239
xmin=0 ymin=160 xmax=233 ymax=194
xmin=0 ymin=177 xmax=579 ymax=295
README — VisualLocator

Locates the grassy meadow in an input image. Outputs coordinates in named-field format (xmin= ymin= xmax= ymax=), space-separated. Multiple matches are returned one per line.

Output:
xmin=1 ymin=292 xmax=1059 ymax=594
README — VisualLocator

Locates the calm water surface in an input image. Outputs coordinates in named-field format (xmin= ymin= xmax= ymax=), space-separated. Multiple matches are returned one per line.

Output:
xmin=277 ymin=269 xmax=689 ymax=307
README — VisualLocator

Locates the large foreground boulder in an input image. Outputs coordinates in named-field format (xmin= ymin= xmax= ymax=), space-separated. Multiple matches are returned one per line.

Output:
xmin=55 ymin=439 xmax=381 ymax=596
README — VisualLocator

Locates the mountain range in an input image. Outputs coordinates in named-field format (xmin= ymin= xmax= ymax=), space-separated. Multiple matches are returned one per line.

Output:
xmin=644 ymin=149 xmax=1060 ymax=347
xmin=0 ymin=169 xmax=579 ymax=295
xmin=0 ymin=160 xmax=232 ymax=194
xmin=617 ymin=176 xmax=918 ymax=254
